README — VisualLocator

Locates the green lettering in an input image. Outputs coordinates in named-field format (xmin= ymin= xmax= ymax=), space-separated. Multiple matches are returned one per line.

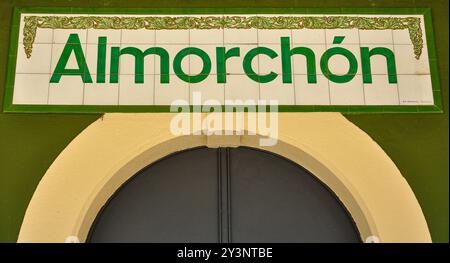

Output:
xmin=281 ymin=37 xmax=316 ymax=84
xmin=49 ymin=33 xmax=92 ymax=83
xmin=320 ymin=46 xmax=358 ymax=83
xmin=110 ymin=46 xmax=170 ymax=84
xmin=96 ymin=37 xmax=107 ymax=83
xmin=243 ymin=47 xmax=278 ymax=83
xmin=216 ymin=47 xmax=240 ymax=83
xmin=361 ymin=47 xmax=397 ymax=84
xmin=173 ymin=47 xmax=211 ymax=83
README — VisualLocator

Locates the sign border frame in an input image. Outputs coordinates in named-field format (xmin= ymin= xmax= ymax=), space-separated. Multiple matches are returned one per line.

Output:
xmin=2 ymin=7 xmax=443 ymax=113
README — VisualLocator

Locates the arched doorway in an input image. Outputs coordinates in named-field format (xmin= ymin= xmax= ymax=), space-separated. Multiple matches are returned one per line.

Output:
xmin=18 ymin=113 xmax=431 ymax=243
xmin=87 ymin=147 xmax=360 ymax=243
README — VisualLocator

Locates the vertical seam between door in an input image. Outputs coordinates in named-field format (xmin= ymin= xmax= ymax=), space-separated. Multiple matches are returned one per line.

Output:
xmin=226 ymin=148 xmax=232 ymax=243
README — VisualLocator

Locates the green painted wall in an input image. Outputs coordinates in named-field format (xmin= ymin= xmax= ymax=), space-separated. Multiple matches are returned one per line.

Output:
xmin=0 ymin=0 xmax=448 ymax=243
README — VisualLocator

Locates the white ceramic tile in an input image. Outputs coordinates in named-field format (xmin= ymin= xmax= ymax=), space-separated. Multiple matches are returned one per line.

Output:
xmin=397 ymin=75 xmax=434 ymax=105
xmin=361 ymin=44 xmax=396 ymax=75
xmin=292 ymin=29 xmax=325 ymax=44
xmin=87 ymin=29 xmax=121 ymax=44
xmin=189 ymin=45 xmax=217 ymax=76
xmin=329 ymin=75 xmax=365 ymax=105
xmin=224 ymin=75 xmax=259 ymax=101
xmin=326 ymin=29 xmax=360 ymax=44
xmin=258 ymin=29 xmax=291 ymax=44
xmin=12 ymin=74 xmax=49 ymax=104
xmin=154 ymin=75 xmax=189 ymax=105
xmin=119 ymin=73 xmax=154 ymax=85
xmin=48 ymin=75 xmax=84 ymax=105
xmin=154 ymin=45 xmax=189 ymax=75
xmin=294 ymin=74 xmax=330 ymax=105
xmin=53 ymin=29 xmax=87 ymax=44
xmin=224 ymin=29 xmax=258 ymax=44
xmin=50 ymin=44 xmax=87 ymax=75
xmin=118 ymin=44 xmax=156 ymax=75
xmin=155 ymin=30 xmax=189 ymax=44
xmin=392 ymin=29 xmax=412 ymax=45
xmin=85 ymin=44 xmax=118 ymax=76
xmin=324 ymin=44 xmax=362 ymax=75
xmin=258 ymin=44 xmax=283 ymax=75
xmin=359 ymin=29 xmax=393 ymax=44
xmin=26 ymin=28 xmax=54 ymax=44
xmin=190 ymin=76 xmax=225 ymax=104
xmin=84 ymin=75 xmax=119 ymax=105
xmin=292 ymin=44 xmax=326 ymax=75
xmin=16 ymin=43 xmax=52 ymax=74
xmin=223 ymin=45 xmax=259 ymax=74
xmin=190 ymin=29 xmax=223 ymax=44
xmin=394 ymin=44 xmax=430 ymax=75
xmin=259 ymin=79 xmax=295 ymax=105
xmin=363 ymin=75 xmax=399 ymax=105
xmin=119 ymin=74 xmax=154 ymax=105
xmin=121 ymin=29 xmax=155 ymax=44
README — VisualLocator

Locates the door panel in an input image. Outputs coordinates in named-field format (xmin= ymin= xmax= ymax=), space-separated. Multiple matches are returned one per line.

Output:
xmin=88 ymin=147 xmax=219 ymax=242
xmin=229 ymin=147 xmax=360 ymax=242
xmin=88 ymin=147 xmax=360 ymax=243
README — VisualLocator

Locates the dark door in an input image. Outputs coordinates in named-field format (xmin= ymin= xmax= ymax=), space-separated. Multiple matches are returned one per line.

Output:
xmin=87 ymin=147 xmax=360 ymax=243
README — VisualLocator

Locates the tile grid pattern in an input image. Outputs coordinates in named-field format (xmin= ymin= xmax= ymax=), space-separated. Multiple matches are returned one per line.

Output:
xmin=256 ymin=17 xmax=261 ymax=102
xmin=222 ymin=20 xmax=225 ymax=104
xmin=12 ymin=14 xmax=434 ymax=106
xmin=153 ymin=28 xmax=156 ymax=105
xmin=46 ymin=28 xmax=54 ymax=104
xmin=82 ymin=25 xmax=88 ymax=105
xmin=390 ymin=29 xmax=401 ymax=105
xmin=117 ymin=29 xmax=122 ymax=105
xmin=324 ymin=28 xmax=332 ymax=105
xmin=290 ymin=28 xmax=297 ymax=105
xmin=357 ymin=26 xmax=367 ymax=105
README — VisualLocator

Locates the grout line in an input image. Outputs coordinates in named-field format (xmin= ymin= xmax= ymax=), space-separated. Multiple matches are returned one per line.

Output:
xmin=357 ymin=27 xmax=366 ymax=106
xmin=15 ymin=72 xmax=430 ymax=77
xmin=153 ymin=29 xmax=157 ymax=105
xmin=391 ymin=29 xmax=401 ymax=106
xmin=15 ymin=72 xmax=430 ymax=76
xmin=324 ymin=29 xmax=331 ymax=105
xmin=222 ymin=15 xmax=226 ymax=103
xmin=256 ymin=15 xmax=261 ymax=102
xmin=46 ymin=29 xmax=54 ymax=105
xmin=290 ymin=28 xmax=297 ymax=105
xmin=188 ymin=28 xmax=191 ymax=105
xmin=117 ymin=29 xmax=123 ymax=106
xmin=39 ymin=42 xmax=420 ymax=46
xmin=82 ymin=28 xmax=88 ymax=105
xmin=20 ymin=41 xmax=422 ymax=46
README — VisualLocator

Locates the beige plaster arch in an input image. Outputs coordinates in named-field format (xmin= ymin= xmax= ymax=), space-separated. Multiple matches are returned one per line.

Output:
xmin=17 ymin=113 xmax=431 ymax=243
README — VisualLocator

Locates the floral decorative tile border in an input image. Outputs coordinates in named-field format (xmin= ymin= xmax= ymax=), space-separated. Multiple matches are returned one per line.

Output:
xmin=22 ymin=15 xmax=424 ymax=59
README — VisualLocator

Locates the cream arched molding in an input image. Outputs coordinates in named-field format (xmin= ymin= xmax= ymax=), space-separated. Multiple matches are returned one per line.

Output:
xmin=17 ymin=113 xmax=431 ymax=243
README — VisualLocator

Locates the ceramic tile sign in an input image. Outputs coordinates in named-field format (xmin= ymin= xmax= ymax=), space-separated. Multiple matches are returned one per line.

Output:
xmin=3 ymin=8 xmax=442 ymax=113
